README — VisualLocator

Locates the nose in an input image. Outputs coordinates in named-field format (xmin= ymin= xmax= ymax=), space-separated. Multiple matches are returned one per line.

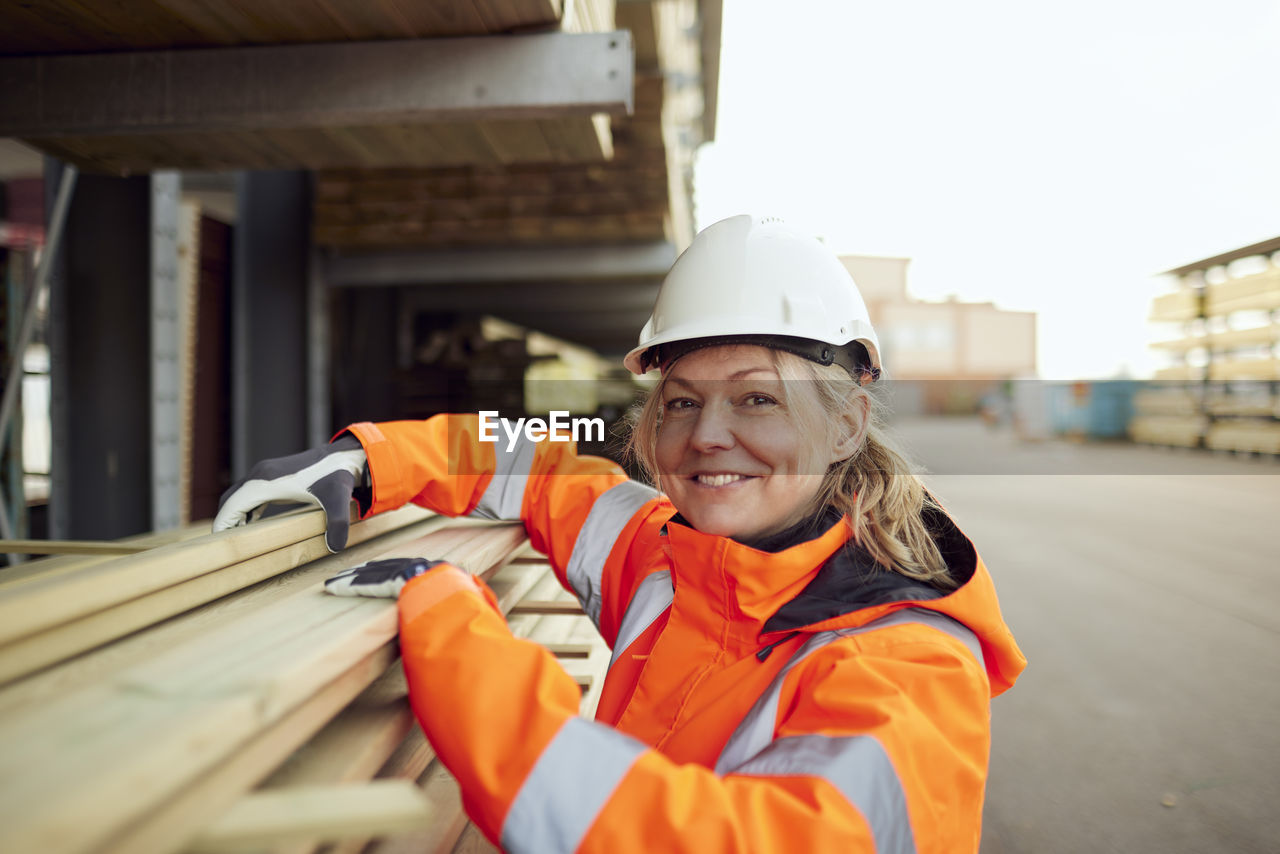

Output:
xmin=688 ymin=405 xmax=735 ymax=453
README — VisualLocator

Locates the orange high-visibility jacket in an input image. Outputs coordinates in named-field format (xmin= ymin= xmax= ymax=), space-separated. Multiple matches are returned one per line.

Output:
xmin=346 ymin=415 xmax=1026 ymax=854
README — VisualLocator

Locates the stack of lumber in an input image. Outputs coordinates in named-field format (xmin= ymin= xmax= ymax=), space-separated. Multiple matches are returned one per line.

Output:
xmin=1204 ymin=420 xmax=1280 ymax=455
xmin=0 ymin=506 xmax=608 ymax=854
xmin=1128 ymin=414 xmax=1207 ymax=448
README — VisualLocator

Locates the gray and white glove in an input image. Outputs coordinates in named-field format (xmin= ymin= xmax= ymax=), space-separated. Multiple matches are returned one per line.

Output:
xmin=213 ymin=434 xmax=369 ymax=553
xmin=324 ymin=557 xmax=447 ymax=598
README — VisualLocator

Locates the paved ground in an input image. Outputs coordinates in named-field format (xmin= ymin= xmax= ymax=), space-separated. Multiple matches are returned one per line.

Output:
xmin=890 ymin=418 xmax=1280 ymax=854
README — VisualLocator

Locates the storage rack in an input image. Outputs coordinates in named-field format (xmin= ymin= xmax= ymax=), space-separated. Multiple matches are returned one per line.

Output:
xmin=1133 ymin=237 xmax=1280 ymax=453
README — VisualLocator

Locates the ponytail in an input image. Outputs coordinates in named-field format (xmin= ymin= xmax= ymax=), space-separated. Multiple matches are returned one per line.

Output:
xmin=787 ymin=355 xmax=954 ymax=588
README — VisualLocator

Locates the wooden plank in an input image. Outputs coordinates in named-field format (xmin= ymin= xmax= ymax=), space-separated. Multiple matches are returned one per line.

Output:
xmin=0 ymin=506 xmax=438 ymax=687
xmin=364 ymin=758 xmax=471 ymax=854
xmin=314 ymin=163 xmax=668 ymax=199
xmin=0 ymin=520 xmax=528 ymax=853
xmin=0 ymin=538 xmax=148 ymax=555
xmin=260 ymin=666 xmax=414 ymax=790
xmin=229 ymin=558 xmax=594 ymax=854
xmin=476 ymin=119 xmax=554 ymax=164
xmin=106 ymin=646 xmax=400 ymax=854
xmin=0 ymin=510 xmax=445 ymax=718
xmin=0 ymin=508 xmax=329 ymax=645
xmin=254 ymin=558 xmax=556 ymax=854
xmin=312 ymin=190 xmax=669 ymax=227
xmin=537 ymin=113 xmax=613 ymax=161
xmin=20 ymin=106 xmax=633 ymax=174
xmin=0 ymin=599 xmax=402 ymax=852
xmin=0 ymin=521 xmax=209 ymax=586
xmin=313 ymin=210 xmax=668 ymax=249
xmin=258 ymin=557 xmax=554 ymax=791
xmin=508 ymin=599 xmax=585 ymax=615
xmin=178 ymin=199 xmax=200 ymax=527
xmin=616 ymin=1 xmax=659 ymax=68
xmin=545 ymin=642 xmax=593 ymax=658
xmin=187 ymin=780 xmax=436 ymax=853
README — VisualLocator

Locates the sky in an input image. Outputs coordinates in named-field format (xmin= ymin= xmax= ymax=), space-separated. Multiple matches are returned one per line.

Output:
xmin=693 ymin=0 xmax=1280 ymax=379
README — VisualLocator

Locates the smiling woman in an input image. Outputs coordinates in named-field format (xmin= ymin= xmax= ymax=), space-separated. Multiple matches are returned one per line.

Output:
xmin=630 ymin=342 xmax=954 ymax=589
xmin=638 ymin=345 xmax=840 ymax=543
xmin=214 ymin=215 xmax=1026 ymax=853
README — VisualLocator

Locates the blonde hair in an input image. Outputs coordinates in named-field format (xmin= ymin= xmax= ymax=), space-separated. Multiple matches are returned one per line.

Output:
xmin=626 ymin=349 xmax=955 ymax=589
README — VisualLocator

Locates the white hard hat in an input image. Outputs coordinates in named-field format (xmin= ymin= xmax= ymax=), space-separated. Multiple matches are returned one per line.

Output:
xmin=624 ymin=215 xmax=882 ymax=381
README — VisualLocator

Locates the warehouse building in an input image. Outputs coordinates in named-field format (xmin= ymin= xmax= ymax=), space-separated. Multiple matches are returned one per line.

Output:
xmin=0 ymin=0 xmax=722 ymax=543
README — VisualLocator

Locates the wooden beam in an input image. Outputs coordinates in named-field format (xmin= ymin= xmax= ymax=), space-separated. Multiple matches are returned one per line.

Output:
xmin=0 ymin=507 xmax=490 ymax=653
xmin=0 ymin=511 xmax=443 ymax=718
xmin=0 ymin=32 xmax=634 ymax=137
xmin=257 ymin=555 xmax=557 ymax=796
xmin=0 ymin=508 xmax=326 ymax=645
xmin=188 ymin=559 xmax=565 ymax=854
xmin=0 ymin=509 xmax=441 ymax=688
xmin=544 ymin=642 xmax=593 ymax=659
xmin=508 ymin=599 xmax=585 ymax=615
xmin=0 ymin=522 xmax=527 ymax=853
xmin=188 ymin=780 xmax=437 ymax=853
xmin=0 ymin=539 xmax=148 ymax=555
xmin=107 ymin=646 xmax=399 ymax=854
xmin=0 ymin=521 xmax=209 ymax=586
xmin=261 ymin=668 xmax=415 ymax=791
xmin=365 ymin=758 xmax=471 ymax=854
xmin=325 ymin=241 xmax=677 ymax=287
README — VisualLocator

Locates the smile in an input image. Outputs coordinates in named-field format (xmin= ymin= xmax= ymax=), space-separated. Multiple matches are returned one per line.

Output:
xmin=692 ymin=473 xmax=753 ymax=487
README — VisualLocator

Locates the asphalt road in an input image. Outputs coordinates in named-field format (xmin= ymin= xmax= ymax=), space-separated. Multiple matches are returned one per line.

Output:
xmin=890 ymin=418 xmax=1280 ymax=854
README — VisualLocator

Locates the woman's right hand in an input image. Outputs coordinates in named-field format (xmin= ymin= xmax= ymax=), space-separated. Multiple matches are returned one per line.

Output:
xmin=212 ymin=434 xmax=368 ymax=553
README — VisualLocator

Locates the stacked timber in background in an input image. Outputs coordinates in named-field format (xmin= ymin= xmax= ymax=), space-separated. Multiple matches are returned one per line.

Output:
xmin=0 ymin=508 xmax=607 ymax=853
xmin=312 ymin=0 xmax=705 ymax=251
xmin=1137 ymin=242 xmax=1280 ymax=454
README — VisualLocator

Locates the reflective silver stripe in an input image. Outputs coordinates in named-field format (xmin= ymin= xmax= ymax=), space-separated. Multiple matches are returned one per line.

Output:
xmin=715 ymin=608 xmax=984 ymax=774
xmin=470 ymin=423 xmax=537 ymax=521
xmin=565 ymin=480 xmax=657 ymax=627
xmin=715 ymin=630 xmax=839 ymax=774
xmin=500 ymin=717 xmax=647 ymax=854
xmin=733 ymin=733 xmax=916 ymax=854
xmin=607 ymin=570 xmax=672 ymax=668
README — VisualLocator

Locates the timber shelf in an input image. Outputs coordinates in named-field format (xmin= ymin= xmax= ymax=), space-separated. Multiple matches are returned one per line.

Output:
xmin=1138 ymin=243 xmax=1280 ymax=453
xmin=0 ymin=506 xmax=608 ymax=854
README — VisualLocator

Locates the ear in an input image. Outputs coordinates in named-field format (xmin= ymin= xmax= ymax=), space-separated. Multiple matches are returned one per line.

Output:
xmin=829 ymin=395 xmax=870 ymax=463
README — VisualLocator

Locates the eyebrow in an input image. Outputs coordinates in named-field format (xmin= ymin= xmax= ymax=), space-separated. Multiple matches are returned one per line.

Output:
xmin=665 ymin=367 xmax=778 ymax=388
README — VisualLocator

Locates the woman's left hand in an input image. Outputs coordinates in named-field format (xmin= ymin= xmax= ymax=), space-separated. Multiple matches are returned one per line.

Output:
xmin=324 ymin=557 xmax=446 ymax=598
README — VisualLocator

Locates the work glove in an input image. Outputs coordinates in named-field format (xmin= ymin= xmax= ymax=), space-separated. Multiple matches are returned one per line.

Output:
xmin=324 ymin=557 xmax=447 ymax=599
xmin=213 ymin=434 xmax=369 ymax=553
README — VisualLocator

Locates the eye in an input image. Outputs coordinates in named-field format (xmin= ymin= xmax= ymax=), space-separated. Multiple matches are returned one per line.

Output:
xmin=742 ymin=393 xmax=778 ymax=407
xmin=663 ymin=397 xmax=698 ymax=413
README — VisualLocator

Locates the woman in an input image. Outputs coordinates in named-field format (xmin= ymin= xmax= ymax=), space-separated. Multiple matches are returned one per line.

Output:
xmin=215 ymin=215 xmax=1026 ymax=853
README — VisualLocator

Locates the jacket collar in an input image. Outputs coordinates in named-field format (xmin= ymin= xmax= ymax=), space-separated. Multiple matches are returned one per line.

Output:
xmin=661 ymin=512 xmax=852 ymax=634
xmin=662 ymin=502 xmax=977 ymax=638
xmin=661 ymin=501 xmax=1025 ymax=697
xmin=764 ymin=502 xmax=977 ymax=634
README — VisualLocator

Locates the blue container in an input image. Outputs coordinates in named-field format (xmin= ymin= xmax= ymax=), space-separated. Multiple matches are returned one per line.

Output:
xmin=1046 ymin=381 xmax=1137 ymax=439
xmin=1086 ymin=381 xmax=1137 ymax=438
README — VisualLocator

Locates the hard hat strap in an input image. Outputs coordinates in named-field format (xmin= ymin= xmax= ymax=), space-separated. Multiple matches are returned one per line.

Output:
xmin=647 ymin=334 xmax=878 ymax=383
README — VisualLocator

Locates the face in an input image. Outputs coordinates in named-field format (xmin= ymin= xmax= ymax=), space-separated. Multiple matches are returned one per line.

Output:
xmin=655 ymin=345 xmax=851 ymax=543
